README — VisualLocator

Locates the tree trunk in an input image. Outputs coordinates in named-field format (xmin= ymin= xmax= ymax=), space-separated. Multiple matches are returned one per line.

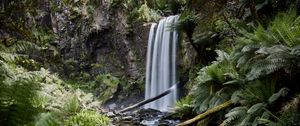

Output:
xmin=176 ymin=100 xmax=233 ymax=126
xmin=249 ymin=0 xmax=261 ymax=24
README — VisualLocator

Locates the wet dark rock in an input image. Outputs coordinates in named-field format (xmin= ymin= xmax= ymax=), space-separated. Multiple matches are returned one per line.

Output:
xmin=108 ymin=103 xmax=117 ymax=110
xmin=107 ymin=111 xmax=116 ymax=117
xmin=113 ymin=108 xmax=181 ymax=126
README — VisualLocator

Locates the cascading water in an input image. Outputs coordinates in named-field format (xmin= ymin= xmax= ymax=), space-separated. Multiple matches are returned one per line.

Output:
xmin=144 ymin=15 xmax=179 ymax=111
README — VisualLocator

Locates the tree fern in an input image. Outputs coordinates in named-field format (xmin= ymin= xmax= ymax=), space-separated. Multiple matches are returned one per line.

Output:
xmin=223 ymin=107 xmax=248 ymax=126
xmin=234 ymin=10 xmax=300 ymax=80
xmin=193 ymin=50 xmax=239 ymax=113
xmin=223 ymin=79 xmax=290 ymax=126
xmin=240 ymin=44 xmax=300 ymax=80
xmin=0 ymin=60 xmax=42 ymax=126
xmin=174 ymin=10 xmax=198 ymax=32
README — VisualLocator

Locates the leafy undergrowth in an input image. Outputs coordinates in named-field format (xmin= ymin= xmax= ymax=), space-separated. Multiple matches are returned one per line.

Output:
xmin=175 ymin=8 xmax=300 ymax=126
xmin=34 ymin=68 xmax=110 ymax=126
xmin=0 ymin=58 xmax=110 ymax=126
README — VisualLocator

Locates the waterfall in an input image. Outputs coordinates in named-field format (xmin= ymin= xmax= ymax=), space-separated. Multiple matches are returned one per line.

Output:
xmin=144 ymin=15 xmax=179 ymax=111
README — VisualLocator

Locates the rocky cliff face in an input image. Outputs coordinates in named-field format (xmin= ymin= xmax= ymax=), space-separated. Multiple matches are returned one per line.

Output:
xmin=49 ymin=0 xmax=149 ymax=81
xmin=44 ymin=1 xmax=152 ymax=106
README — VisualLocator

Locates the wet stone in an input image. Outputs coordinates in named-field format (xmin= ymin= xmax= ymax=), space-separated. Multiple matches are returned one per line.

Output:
xmin=113 ymin=108 xmax=181 ymax=126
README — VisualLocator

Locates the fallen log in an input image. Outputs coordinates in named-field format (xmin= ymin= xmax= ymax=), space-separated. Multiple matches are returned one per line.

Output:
xmin=119 ymin=84 xmax=177 ymax=113
xmin=176 ymin=100 xmax=233 ymax=126
xmin=118 ymin=76 xmax=188 ymax=113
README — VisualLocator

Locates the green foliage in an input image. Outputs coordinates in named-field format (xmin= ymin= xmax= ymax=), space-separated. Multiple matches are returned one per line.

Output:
xmin=125 ymin=0 xmax=186 ymax=24
xmin=90 ymin=74 xmax=120 ymax=102
xmin=174 ymin=10 xmax=197 ymax=32
xmin=0 ymin=10 xmax=56 ymax=124
xmin=174 ymin=95 xmax=195 ymax=118
xmin=138 ymin=3 xmax=161 ymax=22
xmin=0 ymin=0 xmax=60 ymax=71
xmin=124 ymin=0 xmax=162 ymax=25
xmin=35 ymin=113 xmax=61 ymax=126
xmin=36 ymin=110 xmax=110 ymax=126
xmin=0 ymin=38 xmax=33 ymax=62
xmin=270 ymin=11 xmax=300 ymax=47
xmin=0 ymin=59 xmax=44 ymax=126
xmin=193 ymin=50 xmax=239 ymax=113
xmin=231 ymin=79 xmax=277 ymax=105
xmin=64 ymin=73 xmax=122 ymax=103
xmin=271 ymin=95 xmax=300 ymax=126
xmin=224 ymin=79 xmax=278 ymax=125
xmin=233 ymin=11 xmax=300 ymax=80
xmin=64 ymin=110 xmax=110 ymax=126
xmin=36 ymin=72 xmax=103 ymax=113
xmin=191 ymin=9 xmax=300 ymax=126
xmin=33 ymin=69 xmax=110 ymax=126
xmin=95 ymin=74 xmax=120 ymax=87
xmin=64 ymin=95 xmax=81 ymax=114
xmin=0 ymin=0 xmax=39 ymax=39
xmin=61 ymin=0 xmax=94 ymax=19
xmin=235 ymin=10 xmax=300 ymax=47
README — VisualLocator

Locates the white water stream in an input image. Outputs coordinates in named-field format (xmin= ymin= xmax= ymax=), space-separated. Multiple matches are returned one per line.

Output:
xmin=144 ymin=15 xmax=179 ymax=111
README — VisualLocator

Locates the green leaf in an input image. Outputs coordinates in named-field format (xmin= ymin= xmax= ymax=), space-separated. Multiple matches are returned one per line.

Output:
xmin=268 ymin=88 xmax=289 ymax=104
xmin=247 ymin=103 xmax=266 ymax=114
xmin=231 ymin=90 xmax=242 ymax=104
xmin=64 ymin=95 xmax=80 ymax=114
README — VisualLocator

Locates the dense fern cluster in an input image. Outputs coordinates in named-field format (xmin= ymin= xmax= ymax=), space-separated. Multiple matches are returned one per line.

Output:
xmin=0 ymin=58 xmax=110 ymax=126
xmin=193 ymin=50 xmax=239 ymax=113
xmin=0 ymin=61 xmax=41 ymax=125
xmin=33 ymin=69 xmax=110 ymax=126
xmin=0 ymin=30 xmax=110 ymax=126
xmin=176 ymin=8 xmax=300 ymax=126
xmin=234 ymin=11 xmax=300 ymax=80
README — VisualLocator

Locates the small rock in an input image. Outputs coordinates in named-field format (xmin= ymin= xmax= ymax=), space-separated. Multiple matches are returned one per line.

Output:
xmin=107 ymin=112 xmax=115 ymax=117
xmin=113 ymin=116 xmax=121 ymax=122
xmin=108 ymin=103 xmax=117 ymax=109
xmin=122 ymin=116 xmax=133 ymax=121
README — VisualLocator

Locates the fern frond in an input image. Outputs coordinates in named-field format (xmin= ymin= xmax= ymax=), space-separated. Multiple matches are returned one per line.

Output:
xmin=290 ymin=45 xmax=300 ymax=56
xmin=64 ymin=111 xmax=110 ymax=126
xmin=35 ymin=113 xmax=61 ymax=126
xmin=247 ymin=103 xmax=266 ymax=114
xmin=246 ymin=46 xmax=292 ymax=80
xmin=270 ymin=11 xmax=300 ymax=47
xmin=0 ymin=60 xmax=42 ymax=125
xmin=174 ymin=10 xmax=198 ymax=32
xmin=268 ymin=88 xmax=289 ymax=104
xmin=63 ymin=95 xmax=80 ymax=114
xmin=223 ymin=107 xmax=248 ymax=126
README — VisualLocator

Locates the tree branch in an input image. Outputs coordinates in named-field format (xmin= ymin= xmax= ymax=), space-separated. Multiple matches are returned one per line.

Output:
xmin=119 ymin=83 xmax=177 ymax=113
